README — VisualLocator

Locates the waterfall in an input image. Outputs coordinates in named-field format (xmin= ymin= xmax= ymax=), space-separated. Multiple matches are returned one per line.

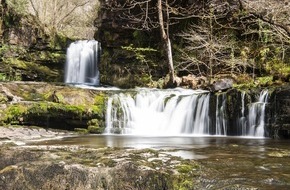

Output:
xmin=105 ymin=88 xmax=269 ymax=137
xmin=239 ymin=91 xmax=247 ymax=136
xmin=247 ymin=90 xmax=269 ymax=137
xmin=64 ymin=40 xmax=101 ymax=85
xmin=106 ymin=88 xmax=210 ymax=136
xmin=215 ymin=93 xmax=227 ymax=136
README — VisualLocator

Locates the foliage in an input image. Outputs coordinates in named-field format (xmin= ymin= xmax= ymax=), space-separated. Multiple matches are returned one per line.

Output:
xmin=6 ymin=0 xmax=28 ymax=15
xmin=121 ymin=44 xmax=159 ymax=85
xmin=0 ymin=43 xmax=65 ymax=82
xmin=27 ymin=0 xmax=99 ymax=39
xmin=175 ymin=0 xmax=290 ymax=84
xmin=122 ymin=44 xmax=157 ymax=64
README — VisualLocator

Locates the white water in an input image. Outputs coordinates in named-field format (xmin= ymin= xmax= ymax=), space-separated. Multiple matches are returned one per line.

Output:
xmin=106 ymin=88 xmax=210 ymax=136
xmin=247 ymin=90 xmax=269 ymax=137
xmin=105 ymin=88 xmax=269 ymax=137
xmin=215 ymin=93 xmax=227 ymax=136
xmin=64 ymin=40 xmax=101 ymax=85
xmin=239 ymin=91 xmax=247 ymax=136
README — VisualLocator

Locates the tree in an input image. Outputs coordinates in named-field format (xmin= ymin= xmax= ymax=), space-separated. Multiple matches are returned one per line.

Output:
xmin=157 ymin=0 xmax=174 ymax=85
xmin=236 ymin=0 xmax=290 ymax=78
xmin=178 ymin=0 xmax=290 ymax=81
xmin=177 ymin=1 xmax=234 ymax=79
xmin=27 ymin=0 xmax=99 ymax=39
xmin=102 ymin=0 xmax=204 ymax=86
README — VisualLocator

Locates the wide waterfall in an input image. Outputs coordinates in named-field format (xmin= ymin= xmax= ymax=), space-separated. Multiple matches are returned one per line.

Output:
xmin=64 ymin=40 xmax=101 ymax=85
xmin=105 ymin=88 xmax=270 ymax=137
xmin=106 ymin=88 xmax=210 ymax=136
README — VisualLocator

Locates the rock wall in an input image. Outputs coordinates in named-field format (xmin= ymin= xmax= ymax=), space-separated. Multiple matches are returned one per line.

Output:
xmin=210 ymin=86 xmax=290 ymax=139
xmin=270 ymin=86 xmax=290 ymax=138
xmin=95 ymin=0 xmax=169 ymax=88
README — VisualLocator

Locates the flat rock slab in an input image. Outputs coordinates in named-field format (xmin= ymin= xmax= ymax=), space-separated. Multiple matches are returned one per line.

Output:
xmin=0 ymin=126 xmax=74 ymax=145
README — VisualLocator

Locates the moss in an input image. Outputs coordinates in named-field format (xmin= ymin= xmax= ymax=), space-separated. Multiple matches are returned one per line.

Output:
xmin=3 ymin=104 xmax=27 ymax=124
xmin=74 ymin=128 xmax=88 ymax=134
xmin=87 ymin=125 xmax=102 ymax=134
xmin=0 ymin=93 xmax=8 ymax=103
xmin=172 ymin=161 xmax=201 ymax=190
xmin=176 ymin=164 xmax=195 ymax=174
xmin=94 ymin=93 xmax=106 ymax=105
xmin=98 ymin=158 xmax=117 ymax=167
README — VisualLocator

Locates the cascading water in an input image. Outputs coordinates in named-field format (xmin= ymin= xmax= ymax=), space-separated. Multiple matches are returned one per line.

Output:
xmin=106 ymin=88 xmax=210 ymax=136
xmin=64 ymin=40 xmax=101 ymax=85
xmin=247 ymin=90 xmax=269 ymax=137
xmin=105 ymin=88 xmax=269 ymax=137
xmin=239 ymin=91 xmax=247 ymax=136
xmin=215 ymin=93 xmax=227 ymax=136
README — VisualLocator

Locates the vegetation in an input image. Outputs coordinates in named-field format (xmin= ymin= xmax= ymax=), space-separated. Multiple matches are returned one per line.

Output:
xmin=6 ymin=0 xmax=99 ymax=39
xmin=100 ymin=0 xmax=290 ymax=88
xmin=0 ymin=83 xmax=107 ymax=132
xmin=1 ymin=0 xmax=290 ymax=87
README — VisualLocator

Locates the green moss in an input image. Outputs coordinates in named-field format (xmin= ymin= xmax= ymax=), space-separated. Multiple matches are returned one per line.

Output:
xmin=87 ymin=125 xmax=102 ymax=134
xmin=87 ymin=118 xmax=103 ymax=133
xmin=94 ymin=93 xmax=106 ymax=105
xmin=172 ymin=161 xmax=201 ymax=190
xmin=0 ymin=93 xmax=8 ymax=103
xmin=3 ymin=104 xmax=27 ymax=124
xmin=257 ymin=76 xmax=273 ymax=86
xmin=74 ymin=128 xmax=88 ymax=134
xmin=176 ymin=164 xmax=195 ymax=174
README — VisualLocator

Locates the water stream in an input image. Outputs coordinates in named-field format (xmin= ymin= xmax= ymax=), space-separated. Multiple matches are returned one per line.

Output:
xmin=247 ymin=89 xmax=269 ymax=137
xmin=64 ymin=40 xmax=101 ymax=85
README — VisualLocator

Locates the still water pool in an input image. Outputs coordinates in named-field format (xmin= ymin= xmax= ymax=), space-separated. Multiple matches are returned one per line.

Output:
xmin=29 ymin=135 xmax=290 ymax=189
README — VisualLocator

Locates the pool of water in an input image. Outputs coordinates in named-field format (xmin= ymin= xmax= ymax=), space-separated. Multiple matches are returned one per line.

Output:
xmin=28 ymin=135 xmax=290 ymax=189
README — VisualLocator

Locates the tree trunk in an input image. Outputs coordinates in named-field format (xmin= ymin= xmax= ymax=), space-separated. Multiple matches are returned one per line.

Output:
xmin=157 ymin=0 xmax=175 ymax=86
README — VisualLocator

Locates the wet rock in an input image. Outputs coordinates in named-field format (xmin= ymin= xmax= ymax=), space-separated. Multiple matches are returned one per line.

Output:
xmin=209 ymin=78 xmax=233 ymax=92
xmin=0 ymin=145 xmax=202 ymax=190
xmin=179 ymin=74 xmax=208 ymax=89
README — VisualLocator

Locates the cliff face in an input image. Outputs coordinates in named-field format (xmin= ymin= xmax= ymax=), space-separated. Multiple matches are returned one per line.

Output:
xmin=271 ymin=86 xmax=290 ymax=138
xmin=95 ymin=0 xmax=168 ymax=88
xmin=0 ymin=1 xmax=67 ymax=83
xmin=208 ymin=86 xmax=290 ymax=139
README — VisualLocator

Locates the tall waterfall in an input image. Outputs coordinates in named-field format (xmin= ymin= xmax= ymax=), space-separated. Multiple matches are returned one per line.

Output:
xmin=106 ymin=89 xmax=210 ymax=136
xmin=64 ymin=40 xmax=101 ymax=85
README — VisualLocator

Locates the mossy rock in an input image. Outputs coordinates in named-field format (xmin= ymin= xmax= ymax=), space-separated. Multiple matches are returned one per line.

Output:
xmin=74 ymin=128 xmax=88 ymax=134
xmin=0 ymin=93 xmax=8 ymax=103
xmin=87 ymin=125 xmax=103 ymax=134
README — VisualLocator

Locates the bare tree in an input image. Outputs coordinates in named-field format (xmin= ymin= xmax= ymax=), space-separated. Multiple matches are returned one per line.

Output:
xmin=27 ymin=0 xmax=99 ymax=39
xmin=102 ymin=0 xmax=205 ymax=85
xmin=178 ymin=0 xmax=290 ymax=81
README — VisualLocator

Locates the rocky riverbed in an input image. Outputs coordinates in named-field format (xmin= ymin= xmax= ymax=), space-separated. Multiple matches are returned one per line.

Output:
xmin=1 ymin=127 xmax=290 ymax=189
xmin=0 ymin=127 xmax=204 ymax=190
